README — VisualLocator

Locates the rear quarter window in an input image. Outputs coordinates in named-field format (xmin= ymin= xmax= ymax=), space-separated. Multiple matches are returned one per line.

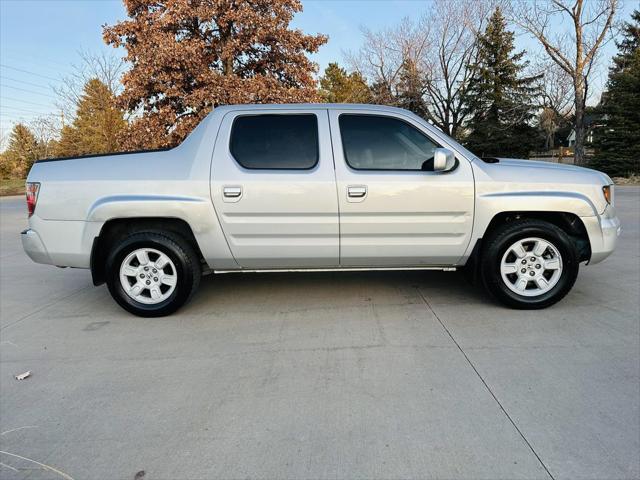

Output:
xmin=230 ymin=114 xmax=319 ymax=170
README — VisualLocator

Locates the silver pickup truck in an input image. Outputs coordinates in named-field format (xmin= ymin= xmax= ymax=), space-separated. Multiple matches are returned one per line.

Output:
xmin=22 ymin=104 xmax=621 ymax=316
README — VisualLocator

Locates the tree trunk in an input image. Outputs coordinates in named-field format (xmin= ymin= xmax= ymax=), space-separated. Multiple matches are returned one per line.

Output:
xmin=574 ymin=81 xmax=586 ymax=165
xmin=220 ymin=19 xmax=234 ymax=77
xmin=545 ymin=131 xmax=553 ymax=151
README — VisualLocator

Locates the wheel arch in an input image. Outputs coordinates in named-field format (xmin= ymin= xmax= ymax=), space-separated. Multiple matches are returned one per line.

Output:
xmin=464 ymin=211 xmax=591 ymax=284
xmin=90 ymin=217 xmax=205 ymax=286
xmin=485 ymin=211 xmax=590 ymax=260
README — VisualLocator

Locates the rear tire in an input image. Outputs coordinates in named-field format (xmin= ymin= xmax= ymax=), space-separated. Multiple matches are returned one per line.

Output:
xmin=480 ymin=219 xmax=579 ymax=309
xmin=105 ymin=231 xmax=201 ymax=317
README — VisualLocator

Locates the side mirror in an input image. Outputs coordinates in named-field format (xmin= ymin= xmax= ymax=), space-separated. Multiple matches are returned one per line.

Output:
xmin=433 ymin=148 xmax=456 ymax=172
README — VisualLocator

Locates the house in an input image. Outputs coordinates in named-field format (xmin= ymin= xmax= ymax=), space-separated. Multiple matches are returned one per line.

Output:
xmin=566 ymin=113 xmax=603 ymax=147
xmin=566 ymin=93 xmax=610 ymax=147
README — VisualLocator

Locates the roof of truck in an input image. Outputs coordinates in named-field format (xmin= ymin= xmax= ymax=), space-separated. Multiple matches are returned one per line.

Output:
xmin=34 ymin=104 xmax=420 ymax=164
xmin=212 ymin=103 xmax=410 ymax=114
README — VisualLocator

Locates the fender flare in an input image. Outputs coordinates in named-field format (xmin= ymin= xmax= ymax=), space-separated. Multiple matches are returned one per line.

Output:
xmin=87 ymin=194 xmax=207 ymax=223
xmin=461 ymin=190 xmax=598 ymax=264
xmin=478 ymin=190 xmax=600 ymax=218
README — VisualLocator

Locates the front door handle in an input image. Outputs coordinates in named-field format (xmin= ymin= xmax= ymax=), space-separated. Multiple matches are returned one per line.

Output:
xmin=347 ymin=185 xmax=367 ymax=201
xmin=223 ymin=186 xmax=242 ymax=202
xmin=223 ymin=186 xmax=242 ymax=197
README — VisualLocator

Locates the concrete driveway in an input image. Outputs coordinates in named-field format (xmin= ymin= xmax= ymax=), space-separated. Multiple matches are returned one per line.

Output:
xmin=1 ymin=188 xmax=638 ymax=480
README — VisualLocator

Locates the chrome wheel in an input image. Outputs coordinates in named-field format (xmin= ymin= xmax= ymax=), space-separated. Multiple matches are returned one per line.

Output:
xmin=500 ymin=237 xmax=563 ymax=297
xmin=119 ymin=248 xmax=177 ymax=305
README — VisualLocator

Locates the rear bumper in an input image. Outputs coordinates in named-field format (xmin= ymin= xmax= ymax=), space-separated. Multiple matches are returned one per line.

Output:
xmin=20 ymin=217 xmax=100 ymax=268
xmin=582 ymin=206 xmax=621 ymax=264
xmin=21 ymin=228 xmax=52 ymax=264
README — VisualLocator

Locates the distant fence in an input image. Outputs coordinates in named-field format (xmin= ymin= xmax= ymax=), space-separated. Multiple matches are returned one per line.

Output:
xmin=528 ymin=147 xmax=597 ymax=164
xmin=528 ymin=147 xmax=581 ymax=164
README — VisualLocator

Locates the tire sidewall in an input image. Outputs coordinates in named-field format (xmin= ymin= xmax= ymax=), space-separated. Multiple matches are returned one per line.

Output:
xmin=106 ymin=234 xmax=195 ymax=317
xmin=483 ymin=224 xmax=579 ymax=308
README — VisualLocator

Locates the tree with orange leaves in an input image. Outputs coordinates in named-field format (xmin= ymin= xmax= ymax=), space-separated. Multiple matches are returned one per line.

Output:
xmin=104 ymin=0 xmax=327 ymax=149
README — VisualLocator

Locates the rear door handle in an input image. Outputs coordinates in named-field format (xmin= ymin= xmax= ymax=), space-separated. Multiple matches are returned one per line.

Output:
xmin=347 ymin=185 xmax=367 ymax=202
xmin=223 ymin=186 xmax=242 ymax=202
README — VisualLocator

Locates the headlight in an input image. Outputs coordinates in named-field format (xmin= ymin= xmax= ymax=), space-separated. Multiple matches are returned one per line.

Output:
xmin=602 ymin=185 xmax=613 ymax=205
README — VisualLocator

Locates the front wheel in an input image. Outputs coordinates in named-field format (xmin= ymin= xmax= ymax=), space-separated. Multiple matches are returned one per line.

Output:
xmin=105 ymin=231 xmax=201 ymax=317
xmin=480 ymin=219 xmax=580 ymax=309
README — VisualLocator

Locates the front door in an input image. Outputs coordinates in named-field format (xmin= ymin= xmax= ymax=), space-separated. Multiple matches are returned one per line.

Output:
xmin=210 ymin=109 xmax=339 ymax=268
xmin=329 ymin=109 xmax=475 ymax=266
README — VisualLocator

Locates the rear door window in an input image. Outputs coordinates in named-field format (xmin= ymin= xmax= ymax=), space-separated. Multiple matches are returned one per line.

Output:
xmin=230 ymin=114 xmax=319 ymax=170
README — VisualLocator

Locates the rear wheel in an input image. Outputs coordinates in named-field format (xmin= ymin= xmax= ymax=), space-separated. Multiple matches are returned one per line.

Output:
xmin=480 ymin=219 xmax=580 ymax=309
xmin=105 ymin=231 xmax=201 ymax=317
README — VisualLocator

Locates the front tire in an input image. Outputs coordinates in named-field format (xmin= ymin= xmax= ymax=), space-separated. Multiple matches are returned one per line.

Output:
xmin=480 ymin=219 xmax=580 ymax=309
xmin=105 ymin=231 xmax=201 ymax=317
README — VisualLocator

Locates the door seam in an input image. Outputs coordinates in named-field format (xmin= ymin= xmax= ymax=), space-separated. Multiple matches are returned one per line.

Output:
xmin=326 ymin=109 xmax=342 ymax=264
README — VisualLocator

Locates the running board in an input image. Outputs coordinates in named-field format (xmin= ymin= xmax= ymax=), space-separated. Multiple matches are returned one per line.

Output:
xmin=214 ymin=266 xmax=458 ymax=274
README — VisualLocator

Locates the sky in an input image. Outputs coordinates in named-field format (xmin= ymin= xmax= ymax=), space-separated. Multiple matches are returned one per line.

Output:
xmin=0 ymin=0 xmax=636 ymax=137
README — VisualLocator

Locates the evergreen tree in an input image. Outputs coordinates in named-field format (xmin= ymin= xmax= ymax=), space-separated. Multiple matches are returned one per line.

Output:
xmin=0 ymin=124 xmax=39 ymax=178
xmin=55 ymin=78 xmax=126 ymax=157
xmin=463 ymin=8 xmax=541 ymax=158
xmin=319 ymin=63 xmax=372 ymax=103
xmin=612 ymin=10 xmax=639 ymax=73
xmin=369 ymin=80 xmax=395 ymax=106
xmin=590 ymin=10 xmax=640 ymax=177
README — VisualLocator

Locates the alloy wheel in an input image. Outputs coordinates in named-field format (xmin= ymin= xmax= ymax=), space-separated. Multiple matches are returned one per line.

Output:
xmin=119 ymin=248 xmax=178 ymax=304
xmin=500 ymin=237 xmax=563 ymax=297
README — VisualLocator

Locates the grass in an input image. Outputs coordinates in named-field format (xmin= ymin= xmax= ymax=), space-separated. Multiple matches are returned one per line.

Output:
xmin=0 ymin=178 xmax=25 ymax=197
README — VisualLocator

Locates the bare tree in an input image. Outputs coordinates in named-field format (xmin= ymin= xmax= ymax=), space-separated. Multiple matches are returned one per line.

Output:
xmin=345 ymin=0 xmax=495 ymax=139
xmin=0 ymin=128 xmax=8 ymax=153
xmin=29 ymin=115 xmax=62 ymax=159
xmin=533 ymin=59 xmax=574 ymax=149
xmin=537 ymin=60 xmax=574 ymax=116
xmin=53 ymin=49 xmax=126 ymax=121
xmin=510 ymin=0 xmax=619 ymax=164
xmin=345 ymin=17 xmax=431 ymax=102
xmin=421 ymin=0 xmax=495 ymax=138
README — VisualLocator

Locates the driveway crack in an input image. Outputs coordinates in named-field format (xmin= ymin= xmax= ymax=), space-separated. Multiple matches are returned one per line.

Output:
xmin=416 ymin=288 xmax=555 ymax=480
xmin=1 ymin=285 xmax=92 ymax=331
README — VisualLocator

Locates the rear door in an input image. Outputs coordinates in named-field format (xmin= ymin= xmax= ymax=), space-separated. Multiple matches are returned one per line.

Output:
xmin=329 ymin=109 xmax=475 ymax=266
xmin=210 ymin=108 xmax=339 ymax=268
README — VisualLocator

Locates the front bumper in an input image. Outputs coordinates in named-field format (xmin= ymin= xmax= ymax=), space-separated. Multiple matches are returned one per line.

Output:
xmin=21 ymin=228 xmax=52 ymax=264
xmin=581 ymin=206 xmax=622 ymax=264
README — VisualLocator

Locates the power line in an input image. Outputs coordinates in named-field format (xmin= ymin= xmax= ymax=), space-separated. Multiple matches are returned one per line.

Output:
xmin=1 ymin=54 xmax=73 ymax=75
xmin=0 ymin=108 xmax=58 ymax=115
xmin=0 ymin=64 xmax=62 ymax=83
xmin=0 ymin=96 xmax=55 ymax=108
xmin=0 ymin=113 xmax=58 ymax=121
xmin=0 ymin=117 xmax=46 ymax=124
xmin=0 ymin=85 xmax=56 ymax=99
xmin=0 ymin=75 xmax=55 ymax=91
xmin=1 ymin=105 xmax=54 ymax=115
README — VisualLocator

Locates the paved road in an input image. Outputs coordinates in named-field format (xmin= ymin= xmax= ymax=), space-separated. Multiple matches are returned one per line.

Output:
xmin=1 ymin=189 xmax=638 ymax=480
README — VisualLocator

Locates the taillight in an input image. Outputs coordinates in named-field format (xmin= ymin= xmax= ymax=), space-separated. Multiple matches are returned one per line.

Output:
xmin=26 ymin=182 xmax=40 ymax=217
